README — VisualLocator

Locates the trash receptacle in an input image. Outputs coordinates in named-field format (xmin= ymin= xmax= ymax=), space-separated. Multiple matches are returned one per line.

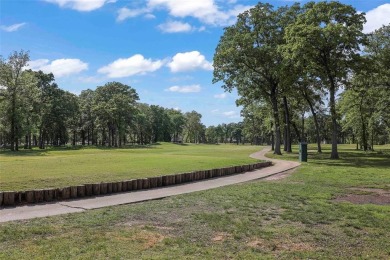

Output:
xmin=299 ymin=142 xmax=307 ymax=162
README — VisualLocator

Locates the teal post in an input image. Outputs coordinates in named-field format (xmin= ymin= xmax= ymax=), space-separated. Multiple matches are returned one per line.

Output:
xmin=299 ymin=142 xmax=307 ymax=162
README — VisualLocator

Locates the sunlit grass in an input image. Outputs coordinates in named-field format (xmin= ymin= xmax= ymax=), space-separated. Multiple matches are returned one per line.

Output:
xmin=0 ymin=143 xmax=261 ymax=191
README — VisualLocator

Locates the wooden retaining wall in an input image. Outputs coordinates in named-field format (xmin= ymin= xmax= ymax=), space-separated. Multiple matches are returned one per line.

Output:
xmin=0 ymin=161 xmax=272 ymax=207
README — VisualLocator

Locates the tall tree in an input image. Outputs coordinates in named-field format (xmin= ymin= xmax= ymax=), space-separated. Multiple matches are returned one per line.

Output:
xmin=0 ymin=51 xmax=31 ymax=151
xmin=283 ymin=1 xmax=366 ymax=159
xmin=213 ymin=3 xmax=300 ymax=155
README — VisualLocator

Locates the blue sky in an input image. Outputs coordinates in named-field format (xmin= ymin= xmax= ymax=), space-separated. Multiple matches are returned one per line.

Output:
xmin=1 ymin=0 xmax=389 ymax=126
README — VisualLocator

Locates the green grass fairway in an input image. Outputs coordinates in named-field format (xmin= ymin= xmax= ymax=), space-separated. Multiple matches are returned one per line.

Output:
xmin=0 ymin=144 xmax=389 ymax=259
xmin=0 ymin=143 xmax=261 ymax=191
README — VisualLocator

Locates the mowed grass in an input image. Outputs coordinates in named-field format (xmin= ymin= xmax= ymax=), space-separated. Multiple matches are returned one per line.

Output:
xmin=0 ymin=144 xmax=389 ymax=259
xmin=0 ymin=143 xmax=261 ymax=191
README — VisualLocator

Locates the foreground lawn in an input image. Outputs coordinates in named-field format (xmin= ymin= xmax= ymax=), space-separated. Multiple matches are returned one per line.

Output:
xmin=0 ymin=144 xmax=389 ymax=259
xmin=0 ymin=143 xmax=261 ymax=191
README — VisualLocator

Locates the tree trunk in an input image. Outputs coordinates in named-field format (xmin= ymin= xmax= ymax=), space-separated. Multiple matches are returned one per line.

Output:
xmin=329 ymin=83 xmax=339 ymax=159
xmin=270 ymin=87 xmax=282 ymax=155
xmin=302 ymin=89 xmax=322 ymax=153
xmin=283 ymin=96 xmax=291 ymax=153
xmin=290 ymin=120 xmax=301 ymax=142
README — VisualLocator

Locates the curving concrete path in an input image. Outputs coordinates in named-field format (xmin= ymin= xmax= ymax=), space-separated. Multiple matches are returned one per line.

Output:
xmin=0 ymin=147 xmax=300 ymax=223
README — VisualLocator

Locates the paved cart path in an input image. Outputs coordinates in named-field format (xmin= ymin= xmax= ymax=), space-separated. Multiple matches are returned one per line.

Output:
xmin=0 ymin=147 xmax=300 ymax=223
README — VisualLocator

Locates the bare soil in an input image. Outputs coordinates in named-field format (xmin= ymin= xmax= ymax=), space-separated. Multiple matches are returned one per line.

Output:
xmin=334 ymin=188 xmax=390 ymax=205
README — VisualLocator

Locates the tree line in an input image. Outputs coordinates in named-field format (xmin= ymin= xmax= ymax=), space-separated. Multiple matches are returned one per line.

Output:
xmin=213 ymin=1 xmax=390 ymax=159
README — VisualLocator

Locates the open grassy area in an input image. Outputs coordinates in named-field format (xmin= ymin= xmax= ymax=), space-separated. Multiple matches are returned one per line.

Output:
xmin=0 ymin=143 xmax=261 ymax=191
xmin=0 ymin=144 xmax=389 ymax=259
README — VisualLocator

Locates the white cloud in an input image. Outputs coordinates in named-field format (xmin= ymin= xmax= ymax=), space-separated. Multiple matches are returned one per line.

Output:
xmin=98 ymin=54 xmax=163 ymax=78
xmin=118 ymin=0 xmax=252 ymax=26
xmin=158 ymin=21 xmax=193 ymax=33
xmin=147 ymin=0 xmax=248 ymax=26
xmin=117 ymin=7 xmax=150 ymax=21
xmin=26 ymin=58 xmax=88 ymax=78
xmin=364 ymin=4 xmax=390 ymax=33
xmin=165 ymin=84 xmax=201 ymax=93
xmin=214 ymin=93 xmax=227 ymax=99
xmin=44 ymin=0 xmax=116 ymax=12
xmin=168 ymin=51 xmax=213 ymax=73
xmin=0 ymin=23 xmax=26 ymax=32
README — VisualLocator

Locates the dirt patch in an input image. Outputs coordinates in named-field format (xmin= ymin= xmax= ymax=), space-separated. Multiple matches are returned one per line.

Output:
xmin=348 ymin=187 xmax=390 ymax=195
xmin=212 ymin=232 xmax=231 ymax=242
xmin=247 ymin=237 xmax=315 ymax=252
xmin=334 ymin=188 xmax=390 ymax=205
xmin=263 ymin=168 xmax=298 ymax=181
xmin=123 ymin=220 xmax=175 ymax=231
xmin=136 ymin=230 xmax=166 ymax=249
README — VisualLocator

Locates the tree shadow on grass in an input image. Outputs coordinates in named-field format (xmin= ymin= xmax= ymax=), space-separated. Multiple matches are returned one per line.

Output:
xmin=309 ymin=151 xmax=390 ymax=169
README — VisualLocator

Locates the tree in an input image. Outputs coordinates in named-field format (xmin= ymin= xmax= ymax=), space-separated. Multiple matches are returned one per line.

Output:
xmin=167 ymin=109 xmax=186 ymax=143
xmin=93 ymin=82 xmax=139 ymax=147
xmin=283 ymin=1 xmax=366 ymax=159
xmin=0 ymin=50 xmax=31 ymax=151
xmin=184 ymin=111 xmax=203 ymax=143
xmin=213 ymin=3 xmax=301 ymax=155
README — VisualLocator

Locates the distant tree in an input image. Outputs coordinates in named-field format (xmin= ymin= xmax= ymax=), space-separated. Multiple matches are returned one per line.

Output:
xmin=93 ymin=82 xmax=139 ymax=147
xmin=184 ymin=111 xmax=203 ymax=143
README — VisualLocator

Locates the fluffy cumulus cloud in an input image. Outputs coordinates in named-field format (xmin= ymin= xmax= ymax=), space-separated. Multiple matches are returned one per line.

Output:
xmin=45 ymin=0 xmax=116 ymax=12
xmin=98 ymin=54 xmax=163 ymax=78
xmin=364 ymin=4 xmax=390 ymax=33
xmin=168 ymin=51 xmax=213 ymax=73
xmin=165 ymin=84 xmax=201 ymax=93
xmin=117 ymin=0 xmax=252 ymax=26
xmin=27 ymin=58 xmax=88 ymax=78
xmin=147 ymin=0 xmax=250 ymax=26
xmin=0 ymin=23 xmax=26 ymax=32
xmin=158 ymin=21 xmax=193 ymax=33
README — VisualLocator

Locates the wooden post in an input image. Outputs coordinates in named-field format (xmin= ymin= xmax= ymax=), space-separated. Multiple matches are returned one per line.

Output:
xmin=33 ymin=190 xmax=44 ymax=203
xmin=0 ymin=192 xmax=3 ymax=206
xmin=112 ymin=182 xmax=118 ymax=193
xmin=137 ymin=179 xmax=143 ymax=189
xmin=162 ymin=175 xmax=168 ymax=186
xmin=70 ymin=186 xmax=78 ymax=198
xmin=26 ymin=190 xmax=34 ymax=203
xmin=150 ymin=177 xmax=157 ymax=188
xmin=157 ymin=176 xmax=162 ymax=187
xmin=117 ymin=182 xmax=123 ymax=192
xmin=100 ymin=183 xmax=108 ymax=195
xmin=44 ymin=189 xmax=55 ymax=202
xmin=85 ymin=184 xmax=93 ymax=196
xmin=107 ymin=182 xmax=113 ymax=194
xmin=77 ymin=185 xmax=86 ymax=197
xmin=92 ymin=183 xmax=101 ymax=195
xmin=175 ymin=174 xmax=182 ymax=184
xmin=62 ymin=187 xmax=71 ymax=199
xmin=3 ymin=191 xmax=15 ymax=206
xmin=143 ymin=179 xmax=150 ymax=189
xmin=132 ymin=179 xmax=138 ymax=190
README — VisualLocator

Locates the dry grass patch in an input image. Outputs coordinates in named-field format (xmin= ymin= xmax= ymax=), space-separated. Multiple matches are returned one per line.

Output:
xmin=334 ymin=187 xmax=390 ymax=205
